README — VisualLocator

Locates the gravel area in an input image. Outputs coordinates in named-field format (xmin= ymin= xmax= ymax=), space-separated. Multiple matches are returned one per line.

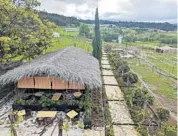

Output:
xmin=108 ymin=101 xmax=134 ymax=124
xmin=0 ymin=100 xmax=13 ymax=136
xmin=84 ymin=129 xmax=105 ymax=136
xmin=113 ymin=125 xmax=138 ymax=136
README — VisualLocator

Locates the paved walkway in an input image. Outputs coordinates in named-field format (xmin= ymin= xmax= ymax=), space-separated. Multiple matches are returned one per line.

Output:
xmin=101 ymin=53 xmax=138 ymax=136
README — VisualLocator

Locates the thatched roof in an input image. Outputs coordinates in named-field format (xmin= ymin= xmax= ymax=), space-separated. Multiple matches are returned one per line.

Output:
xmin=0 ymin=46 xmax=101 ymax=89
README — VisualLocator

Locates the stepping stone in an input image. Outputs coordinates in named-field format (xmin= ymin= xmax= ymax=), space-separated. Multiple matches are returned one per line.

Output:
xmin=104 ymin=85 xmax=124 ymax=100
xmin=101 ymin=60 xmax=109 ymax=65
xmin=102 ymin=69 xmax=114 ymax=76
xmin=102 ymin=56 xmax=108 ymax=60
xmin=103 ymin=76 xmax=118 ymax=85
xmin=102 ymin=65 xmax=112 ymax=69
xmin=113 ymin=125 xmax=138 ymax=136
xmin=108 ymin=101 xmax=134 ymax=124
xmin=102 ymin=53 xmax=108 ymax=55
xmin=102 ymin=54 xmax=108 ymax=57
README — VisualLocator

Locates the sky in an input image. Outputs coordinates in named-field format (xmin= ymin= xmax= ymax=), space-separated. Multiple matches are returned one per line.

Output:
xmin=38 ymin=0 xmax=177 ymax=23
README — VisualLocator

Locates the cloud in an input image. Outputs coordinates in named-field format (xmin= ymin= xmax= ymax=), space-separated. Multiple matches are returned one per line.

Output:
xmin=38 ymin=0 xmax=177 ymax=23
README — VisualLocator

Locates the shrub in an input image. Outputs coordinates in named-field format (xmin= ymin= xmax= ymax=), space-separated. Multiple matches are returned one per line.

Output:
xmin=122 ymin=72 xmax=138 ymax=84
xmin=156 ymin=108 xmax=170 ymax=122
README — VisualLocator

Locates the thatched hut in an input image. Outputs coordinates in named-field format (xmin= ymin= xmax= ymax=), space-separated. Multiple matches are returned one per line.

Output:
xmin=0 ymin=46 xmax=102 ymax=118
xmin=0 ymin=46 xmax=101 ymax=90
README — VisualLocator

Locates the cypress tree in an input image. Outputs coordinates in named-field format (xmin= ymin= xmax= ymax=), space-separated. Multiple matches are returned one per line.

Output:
xmin=92 ymin=8 xmax=102 ymax=62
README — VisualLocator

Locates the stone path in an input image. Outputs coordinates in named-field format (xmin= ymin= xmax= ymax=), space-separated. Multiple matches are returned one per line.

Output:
xmin=101 ymin=53 xmax=138 ymax=136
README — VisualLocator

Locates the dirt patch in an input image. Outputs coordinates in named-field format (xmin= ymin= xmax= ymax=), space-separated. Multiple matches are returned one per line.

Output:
xmin=153 ymin=93 xmax=177 ymax=125
xmin=155 ymin=94 xmax=177 ymax=113
xmin=149 ymin=84 xmax=158 ymax=90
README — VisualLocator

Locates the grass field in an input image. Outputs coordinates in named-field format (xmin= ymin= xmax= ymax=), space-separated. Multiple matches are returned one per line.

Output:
xmin=141 ymin=50 xmax=177 ymax=76
xmin=125 ymin=58 xmax=177 ymax=99
xmin=46 ymin=27 xmax=92 ymax=53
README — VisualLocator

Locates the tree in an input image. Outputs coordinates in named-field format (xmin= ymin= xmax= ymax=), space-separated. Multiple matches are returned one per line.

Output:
xmin=92 ymin=8 xmax=102 ymax=62
xmin=0 ymin=0 xmax=55 ymax=70
xmin=79 ymin=23 xmax=90 ymax=37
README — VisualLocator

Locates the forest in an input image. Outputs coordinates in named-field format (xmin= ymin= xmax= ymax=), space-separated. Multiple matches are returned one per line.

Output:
xmin=39 ymin=11 xmax=176 ymax=31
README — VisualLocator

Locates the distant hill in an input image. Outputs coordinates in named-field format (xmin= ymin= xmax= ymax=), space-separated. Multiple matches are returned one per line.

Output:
xmin=39 ymin=11 xmax=176 ymax=31
xmin=80 ymin=20 xmax=177 ymax=31
xmin=39 ymin=11 xmax=80 ymax=26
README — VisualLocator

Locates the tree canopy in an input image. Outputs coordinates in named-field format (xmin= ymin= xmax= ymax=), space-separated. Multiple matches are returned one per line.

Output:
xmin=79 ymin=24 xmax=90 ymax=38
xmin=0 ymin=0 xmax=56 ymax=70
xmin=92 ymin=8 xmax=102 ymax=62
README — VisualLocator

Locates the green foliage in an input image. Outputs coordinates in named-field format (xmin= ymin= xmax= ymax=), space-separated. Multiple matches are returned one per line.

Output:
xmin=130 ymin=108 xmax=144 ymax=122
xmin=92 ymin=8 xmax=102 ymax=62
xmin=116 ymin=60 xmax=130 ymax=75
xmin=39 ymin=95 xmax=56 ymax=107
xmin=78 ymin=121 xmax=84 ymax=129
xmin=81 ymin=20 xmax=176 ymax=31
xmin=62 ymin=122 xmax=70 ymax=131
xmin=39 ymin=11 xmax=80 ymax=26
xmin=0 ymin=0 xmax=55 ymax=68
xmin=104 ymin=45 xmax=112 ymax=53
xmin=46 ymin=36 xmax=92 ymax=53
xmin=127 ymin=58 xmax=176 ymax=99
xmin=136 ymin=126 xmax=149 ymax=136
xmin=102 ymin=32 xmax=118 ymax=42
xmin=122 ymin=28 xmax=177 ymax=45
xmin=156 ymin=108 xmax=170 ymax=123
xmin=122 ymin=72 xmax=138 ymax=84
xmin=156 ymin=122 xmax=177 ymax=136
xmin=26 ymin=97 xmax=37 ymax=105
xmin=14 ymin=98 xmax=26 ymax=105
xmin=79 ymin=24 xmax=90 ymax=38
xmin=83 ymin=89 xmax=92 ymax=118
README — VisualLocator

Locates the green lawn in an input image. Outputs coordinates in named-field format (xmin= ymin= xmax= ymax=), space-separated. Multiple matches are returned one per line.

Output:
xmin=126 ymin=58 xmax=177 ymax=99
xmin=46 ymin=36 xmax=92 ymax=53
xmin=45 ymin=26 xmax=92 ymax=53
xmin=141 ymin=50 xmax=177 ymax=76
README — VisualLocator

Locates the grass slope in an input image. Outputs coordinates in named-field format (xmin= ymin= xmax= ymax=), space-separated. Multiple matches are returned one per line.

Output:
xmin=126 ymin=58 xmax=176 ymax=99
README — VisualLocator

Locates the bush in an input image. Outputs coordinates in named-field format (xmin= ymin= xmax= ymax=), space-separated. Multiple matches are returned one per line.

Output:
xmin=156 ymin=108 xmax=170 ymax=122
xmin=117 ymin=63 xmax=130 ymax=76
xmin=104 ymin=45 xmax=112 ymax=53
xmin=14 ymin=98 xmax=26 ymax=105
xmin=122 ymin=72 xmax=138 ymax=84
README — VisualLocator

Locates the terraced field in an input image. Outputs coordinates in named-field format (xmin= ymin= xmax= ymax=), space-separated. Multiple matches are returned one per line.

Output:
xmin=141 ymin=50 xmax=177 ymax=76
xmin=126 ymin=58 xmax=177 ymax=99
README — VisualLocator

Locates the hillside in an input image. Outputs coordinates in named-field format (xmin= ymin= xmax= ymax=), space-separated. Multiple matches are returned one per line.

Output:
xmin=39 ymin=11 xmax=177 ymax=31
xmin=39 ymin=11 xmax=80 ymax=26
